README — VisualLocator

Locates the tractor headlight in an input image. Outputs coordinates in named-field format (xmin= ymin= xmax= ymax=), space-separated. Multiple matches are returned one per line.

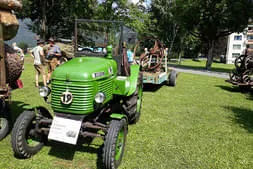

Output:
xmin=39 ymin=86 xmax=51 ymax=98
xmin=95 ymin=92 xmax=105 ymax=104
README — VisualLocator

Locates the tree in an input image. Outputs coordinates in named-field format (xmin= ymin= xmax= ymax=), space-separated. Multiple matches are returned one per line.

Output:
xmin=173 ymin=0 xmax=253 ymax=69
xmin=17 ymin=0 xmax=149 ymax=41
xmin=17 ymin=0 xmax=96 ymax=40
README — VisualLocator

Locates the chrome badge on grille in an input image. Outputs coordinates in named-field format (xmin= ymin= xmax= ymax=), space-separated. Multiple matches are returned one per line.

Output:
xmin=61 ymin=91 xmax=73 ymax=105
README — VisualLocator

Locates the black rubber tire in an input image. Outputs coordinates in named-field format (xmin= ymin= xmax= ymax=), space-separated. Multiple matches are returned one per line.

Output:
xmin=11 ymin=110 xmax=45 ymax=158
xmin=102 ymin=119 xmax=128 ymax=169
xmin=0 ymin=117 xmax=9 ymax=141
xmin=168 ymin=70 xmax=177 ymax=86
xmin=0 ymin=99 xmax=9 ymax=141
xmin=123 ymin=72 xmax=143 ymax=124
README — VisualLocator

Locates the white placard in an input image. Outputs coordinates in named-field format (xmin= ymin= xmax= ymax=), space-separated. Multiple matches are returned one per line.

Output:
xmin=48 ymin=116 xmax=82 ymax=145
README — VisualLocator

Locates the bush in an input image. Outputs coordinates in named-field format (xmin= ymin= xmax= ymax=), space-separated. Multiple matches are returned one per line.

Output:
xmin=18 ymin=41 xmax=29 ymax=54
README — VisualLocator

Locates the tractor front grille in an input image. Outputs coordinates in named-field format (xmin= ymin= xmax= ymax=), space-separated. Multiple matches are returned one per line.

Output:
xmin=98 ymin=78 xmax=113 ymax=103
xmin=51 ymin=80 xmax=95 ymax=114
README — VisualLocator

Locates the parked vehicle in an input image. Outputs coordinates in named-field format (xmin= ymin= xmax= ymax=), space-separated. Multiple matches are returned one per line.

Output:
xmin=134 ymin=37 xmax=178 ymax=86
xmin=11 ymin=19 xmax=143 ymax=169
xmin=226 ymin=54 xmax=253 ymax=90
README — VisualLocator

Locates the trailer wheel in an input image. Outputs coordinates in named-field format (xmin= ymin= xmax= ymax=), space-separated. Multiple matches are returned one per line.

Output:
xmin=11 ymin=110 xmax=45 ymax=158
xmin=123 ymin=72 xmax=143 ymax=124
xmin=102 ymin=119 xmax=127 ymax=169
xmin=167 ymin=70 xmax=177 ymax=86
xmin=0 ymin=99 xmax=9 ymax=141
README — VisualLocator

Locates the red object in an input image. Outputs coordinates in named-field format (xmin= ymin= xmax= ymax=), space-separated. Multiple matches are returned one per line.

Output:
xmin=16 ymin=79 xmax=23 ymax=88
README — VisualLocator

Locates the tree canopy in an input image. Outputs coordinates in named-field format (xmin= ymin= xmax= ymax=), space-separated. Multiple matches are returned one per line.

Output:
xmin=173 ymin=0 xmax=253 ymax=69
xmin=17 ymin=0 xmax=253 ymax=69
xmin=17 ymin=0 xmax=149 ymax=40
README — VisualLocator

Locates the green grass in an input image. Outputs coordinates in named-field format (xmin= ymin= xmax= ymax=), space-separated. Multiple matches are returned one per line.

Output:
xmin=169 ymin=59 xmax=235 ymax=73
xmin=0 ymin=57 xmax=253 ymax=169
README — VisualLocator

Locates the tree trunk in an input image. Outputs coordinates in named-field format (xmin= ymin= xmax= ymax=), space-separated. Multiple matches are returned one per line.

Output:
xmin=205 ymin=40 xmax=215 ymax=70
xmin=168 ymin=24 xmax=178 ymax=57
xmin=41 ymin=0 xmax=47 ymax=40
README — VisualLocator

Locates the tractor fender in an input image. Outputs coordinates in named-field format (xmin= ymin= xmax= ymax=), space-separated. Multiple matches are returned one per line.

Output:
xmin=110 ymin=113 xmax=128 ymax=121
xmin=113 ymin=64 xmax=140 ymax=96
xmin=127 ymin=64 xmax=140 ymax=96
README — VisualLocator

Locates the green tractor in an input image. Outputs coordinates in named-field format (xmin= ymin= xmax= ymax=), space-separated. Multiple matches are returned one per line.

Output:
xmin=11 ymin=20 xmax=143 ymax=169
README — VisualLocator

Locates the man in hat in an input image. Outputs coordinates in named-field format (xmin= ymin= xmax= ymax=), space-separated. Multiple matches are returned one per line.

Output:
xmin=45 ymin=37 xmax=61 ymax=84
xmin=30 ymin=39 xmax=47 ymax=87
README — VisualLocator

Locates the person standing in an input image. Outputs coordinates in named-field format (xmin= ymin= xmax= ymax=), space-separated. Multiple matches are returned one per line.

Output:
xmin=45 ymin=37 xmax=61 ymax=84
xmin=12 ymin=42 xmax=25 ymax=60
xmin=127 ymin=48 xmax=134 ymax=64
xmin=30 ymin=40 xmax=47 ymax=87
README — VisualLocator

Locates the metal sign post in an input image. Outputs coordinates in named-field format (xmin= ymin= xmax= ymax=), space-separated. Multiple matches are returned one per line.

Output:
xmin=0 ymin=23 xmax=6 ymax=90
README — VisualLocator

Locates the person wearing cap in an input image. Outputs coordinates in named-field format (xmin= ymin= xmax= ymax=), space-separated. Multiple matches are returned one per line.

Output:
xmin=45 ymin=37 xmax=61 ymax=84
xmin=30 ymin=40 xmax=47 ymax=87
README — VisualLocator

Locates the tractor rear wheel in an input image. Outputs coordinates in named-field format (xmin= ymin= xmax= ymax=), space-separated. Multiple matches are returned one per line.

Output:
xmin=11 ymin=110 xmax=45 ymax=158
xmin=123 ymin=72 xmax=143 ymax=124
xmin=102 ymin=119 xmax=128 ymax=169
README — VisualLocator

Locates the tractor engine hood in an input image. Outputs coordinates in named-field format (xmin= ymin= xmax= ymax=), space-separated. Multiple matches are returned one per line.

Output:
xmin=52 ymin=57 xmax=117 ymax=82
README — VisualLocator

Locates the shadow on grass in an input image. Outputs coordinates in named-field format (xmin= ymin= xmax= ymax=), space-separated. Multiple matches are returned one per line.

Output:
xmin=8 ymin=101 xmax=31 ymax=126
xmin=48 ymin=138 xmax=104 ymax=168
xmin=224 ymin=106 xmax=253 ymax=133
xmin=143 ymin=84 xmax=163 ymax=92
xmin=215 ymin=85 xmax=241 ymax=93
xmin=216 ymin=85 xmax=253 ymax=100
xmin=247 ymin=91 xmax=253 ymax=100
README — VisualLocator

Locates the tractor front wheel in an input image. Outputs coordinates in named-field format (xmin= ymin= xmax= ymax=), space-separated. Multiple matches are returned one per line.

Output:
xmin=11 ymin=110 xmax=45 ymax=158
xmin=102 ymin=119 xmax=128 ymax=169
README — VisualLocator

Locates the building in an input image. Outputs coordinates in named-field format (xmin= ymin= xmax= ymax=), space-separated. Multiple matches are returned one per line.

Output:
xmin=246 ymin=22 xmax=253 ymax=53
xmin=226 ymin=20 xmax=253 ymax=64
xmin=226 ymin=32 xmax=247 ymax=64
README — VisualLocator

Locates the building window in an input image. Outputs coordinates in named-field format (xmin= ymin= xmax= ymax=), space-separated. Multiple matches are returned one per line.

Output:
xmin=232 ymin=53 xmax=240 ymax=58
xmin=248 ymin=44 xmax=253 ymax=49
xmin=233 ymin=44 xmax=241 ymax=50
xmin=234 ymin=35 xmax=242 ymax=40
xmin=247 ymin=35 xmax=253 ymax=40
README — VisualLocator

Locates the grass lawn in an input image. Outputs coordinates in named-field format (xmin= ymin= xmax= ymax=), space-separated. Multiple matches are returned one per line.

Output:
xmin=0 ymin=56 xmax=253 ymax=169
xmin=169 ymin=59 xmax=235 ymax=73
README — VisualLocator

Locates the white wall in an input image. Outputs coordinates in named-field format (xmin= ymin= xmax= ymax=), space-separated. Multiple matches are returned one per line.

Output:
xmin=226 ymin=33 xmax=246 ymax=64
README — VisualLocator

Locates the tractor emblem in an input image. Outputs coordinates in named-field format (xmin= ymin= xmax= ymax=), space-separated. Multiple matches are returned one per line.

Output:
xmin=61 ymin=90 xmax=73 ymax=105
